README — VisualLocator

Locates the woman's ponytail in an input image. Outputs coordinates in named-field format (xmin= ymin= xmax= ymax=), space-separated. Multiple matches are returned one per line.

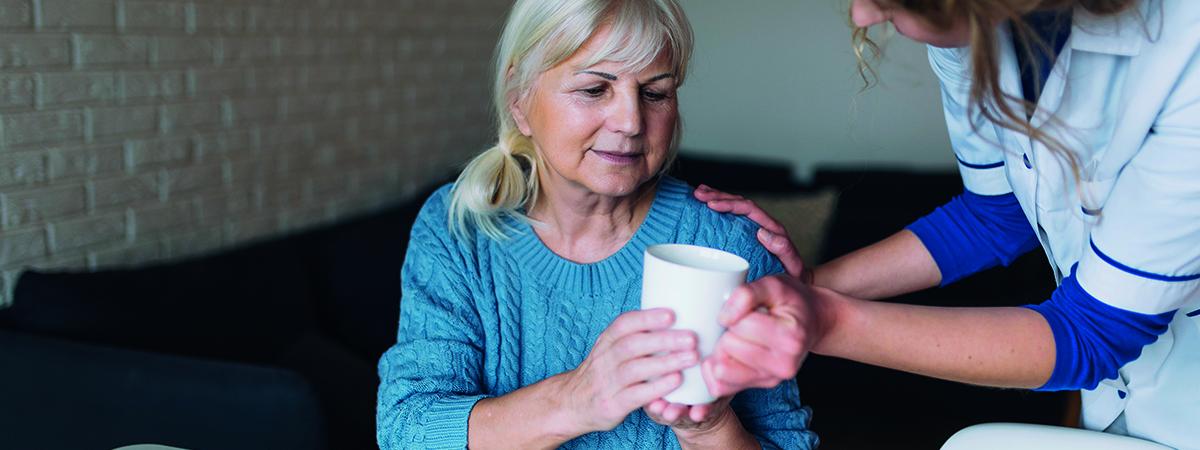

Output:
xmin=448 ymin=128 xmax=541 ymax=241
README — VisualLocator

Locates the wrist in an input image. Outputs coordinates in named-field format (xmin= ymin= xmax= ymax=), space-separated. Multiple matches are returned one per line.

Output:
xmin=810 ymin=286 xmax=856 ymax=357
xmin=674 ymin=407 xmax=750 ymax=449
xmin=809 ymin=261 xmax=839 ymax=291
xmin=541 ymin=371 xmax=588 ymax=441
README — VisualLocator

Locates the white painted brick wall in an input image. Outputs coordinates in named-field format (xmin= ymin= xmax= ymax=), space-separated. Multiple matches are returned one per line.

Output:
xmin=0 ymin=0 xmax=512 ymax=305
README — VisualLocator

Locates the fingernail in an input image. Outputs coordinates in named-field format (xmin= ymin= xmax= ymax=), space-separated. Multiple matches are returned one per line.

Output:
xmin=676 ymin=334 xmax=694 ymax=346
xmin=758 ymin=228 xmax=777 ymax=243
xmin=677 ymin=352 xmax=697 ymax=364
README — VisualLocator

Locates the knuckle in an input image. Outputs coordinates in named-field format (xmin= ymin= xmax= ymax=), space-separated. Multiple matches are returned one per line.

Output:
xmin=615 ymin=337 xmax=636 ymax=356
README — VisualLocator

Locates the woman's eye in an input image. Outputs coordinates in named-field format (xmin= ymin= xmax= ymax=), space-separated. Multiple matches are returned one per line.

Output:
xmin=641 ymin=90 xmax=669 ymax=102
xmin=580 ymin=86 xmax=606 ymax=97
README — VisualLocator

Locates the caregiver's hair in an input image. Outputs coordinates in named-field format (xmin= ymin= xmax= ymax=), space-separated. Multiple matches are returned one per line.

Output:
xmin=448 ymin=0 xmax=693 ymax=240
xmin=852 ymin=0 xmax=1140 ymax=181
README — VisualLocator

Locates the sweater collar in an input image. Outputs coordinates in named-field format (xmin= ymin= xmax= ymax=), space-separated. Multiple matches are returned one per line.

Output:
xmin=505 ymin=176 xmax=690 ymax=296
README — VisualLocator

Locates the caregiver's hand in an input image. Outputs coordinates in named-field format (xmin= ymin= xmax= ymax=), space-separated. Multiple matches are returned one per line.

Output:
xmin=556 ymin=309 xmax=700 ymax=435
xmin=694 ymin=185 xmax=811 ymax=283
xmin=704 ymin=275 xmax=836 ymax=397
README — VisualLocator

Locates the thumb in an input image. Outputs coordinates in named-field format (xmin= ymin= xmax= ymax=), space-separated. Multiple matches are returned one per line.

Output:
xmin=719 ymin=284 xmax=760 ymax=327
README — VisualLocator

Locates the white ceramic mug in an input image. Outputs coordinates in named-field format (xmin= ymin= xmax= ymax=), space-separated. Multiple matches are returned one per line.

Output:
xmin=641 ymin=244 xmax=749 ymax=405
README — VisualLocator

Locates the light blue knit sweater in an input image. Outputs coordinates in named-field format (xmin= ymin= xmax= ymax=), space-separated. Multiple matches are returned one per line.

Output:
xmin=377 ymin=176 xmax=818 ymax=449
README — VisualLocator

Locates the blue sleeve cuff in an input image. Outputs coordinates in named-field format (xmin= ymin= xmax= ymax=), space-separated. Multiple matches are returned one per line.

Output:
xmin=421 ymin=394 xmax=489 ymax=449
xmin=907 ymin=191 xmax=1039 ymax=286
xmin=1025 ymin=267 xmax=1175 ymax=391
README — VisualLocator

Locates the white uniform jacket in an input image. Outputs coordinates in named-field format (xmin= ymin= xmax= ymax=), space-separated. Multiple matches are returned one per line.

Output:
xmin=928 ymin=0 xmax=1200 ymax=448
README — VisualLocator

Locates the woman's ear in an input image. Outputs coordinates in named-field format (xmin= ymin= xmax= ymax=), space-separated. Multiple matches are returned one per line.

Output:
xmin=509 ymin=94 xmax=533 ymax=137
xmin=506 ymin=65 xmax=534 ymax=137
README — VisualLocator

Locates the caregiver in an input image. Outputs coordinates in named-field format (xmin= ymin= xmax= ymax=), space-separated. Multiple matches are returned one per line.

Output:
xmin=695 ymin=0 xmax=1200 ymax=448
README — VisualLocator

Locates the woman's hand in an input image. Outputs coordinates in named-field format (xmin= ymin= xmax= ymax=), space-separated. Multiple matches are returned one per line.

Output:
xmin=643 ymin=397 xmax=732 ymax=434
xmin=695 ymin=184 xmax=811 ymax=282
xmin=645 ymin=397 xmax=759 ymax=450
xmin=554 ymin=309 xmax=701 ymax=436
xmin=704 ymin=275 xmax=837 ymax=397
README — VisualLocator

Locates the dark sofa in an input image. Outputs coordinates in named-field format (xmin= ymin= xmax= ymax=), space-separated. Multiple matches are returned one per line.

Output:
xmin=0 ymin=155 xmax=1067 ymax=450
xmin=0 ymin=187 xmax=429 ymax=450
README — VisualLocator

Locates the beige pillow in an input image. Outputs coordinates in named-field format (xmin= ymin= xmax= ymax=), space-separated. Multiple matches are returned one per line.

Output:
xmin=744 ymin=189 xmax=839 ymax=265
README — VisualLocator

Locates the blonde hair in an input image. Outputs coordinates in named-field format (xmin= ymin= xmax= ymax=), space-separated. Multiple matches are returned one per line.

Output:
xmin=851 ymin=0 xmax=1139 ymax=187
xmin=448 ymin=0 xmax=694 ymax=241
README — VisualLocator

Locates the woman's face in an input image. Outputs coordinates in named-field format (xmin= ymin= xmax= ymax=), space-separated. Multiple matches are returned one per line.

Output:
xmin=511 ymin=26 xmax=678 ymax=200
xmin=851 ymin=0 xmax=970 ymax=48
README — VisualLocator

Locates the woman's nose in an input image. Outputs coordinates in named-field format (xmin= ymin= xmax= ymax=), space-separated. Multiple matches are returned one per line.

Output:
xmin=608 ymin=91 xmax=643 ymax=137
xmin=850 ymin=0 xmax=887 ymax=28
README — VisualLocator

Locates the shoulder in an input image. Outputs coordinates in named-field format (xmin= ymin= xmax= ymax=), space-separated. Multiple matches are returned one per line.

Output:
xmin=416 ymin=183 xmax=455 ymax=221
xmin=665 ymin=177 xmax=760 ymax=241
xmin=407 ymin=183 xmax=470 ymax=258
xmin=665 ymin=177 xmax=784 ymax=279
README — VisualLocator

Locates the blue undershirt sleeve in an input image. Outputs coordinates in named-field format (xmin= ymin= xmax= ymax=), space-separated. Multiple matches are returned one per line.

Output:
xmin=1025 ymin=266 xmax=1176 ymax=391
xmin=906 ymin=191 xmax=1040 ymax=286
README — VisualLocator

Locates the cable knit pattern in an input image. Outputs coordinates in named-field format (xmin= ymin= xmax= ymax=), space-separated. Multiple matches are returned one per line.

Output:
xmin=378 ymin=176 xmax=818 ymax=450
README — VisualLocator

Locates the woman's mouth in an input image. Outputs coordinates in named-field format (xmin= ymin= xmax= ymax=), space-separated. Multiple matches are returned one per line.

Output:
xmin=590 ymin=149 xmax=644 ymax=165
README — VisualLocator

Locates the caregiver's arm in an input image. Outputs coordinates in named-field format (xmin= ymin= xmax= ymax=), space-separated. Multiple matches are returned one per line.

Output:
xmin=696 ymin=188 xmax=1038 ymax=300
xmin=810 ymin=229 xmax=939 ymax=300
xmin=706 ymin=275 xmax=1054 ymax=394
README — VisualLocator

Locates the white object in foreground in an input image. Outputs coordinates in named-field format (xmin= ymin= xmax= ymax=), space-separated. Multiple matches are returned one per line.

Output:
xmin=942 ymin=423 xmax=1174 ymax=450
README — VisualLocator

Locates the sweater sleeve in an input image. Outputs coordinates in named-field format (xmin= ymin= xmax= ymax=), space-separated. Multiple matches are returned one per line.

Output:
xmin=377 ymin=189 xmax=489 ymax=450
xmin=729 ymin=218 xmax=820 ymax=449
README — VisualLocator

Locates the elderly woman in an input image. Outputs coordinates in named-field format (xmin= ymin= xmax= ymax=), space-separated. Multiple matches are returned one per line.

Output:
xmin=376 ymin=1 xmax=816 ymax=448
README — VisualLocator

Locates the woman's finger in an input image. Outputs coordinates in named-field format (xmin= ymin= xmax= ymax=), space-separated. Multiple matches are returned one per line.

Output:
xmin=719 ymin=282 xmax=766 ymax=326
xmin=717 ymin=360 xmax=778 ymax=390
xmin=717 ymin=329 xmax=776 ymax=366
xmin=726 ymin=311 xmax=799 ymax=349
xmin=757 ymin=228 xmax=806 ymax=279
xmin=610 ymin=330 xmax=697 ymax=360
xmin=687 ymin=402 xmax=714 ymax=423
xmin=704 ymin=352 xmax=767 ymax=397
xmin=720 ymin=200 xmax=787 ymax=237
xmin=597 ymin=309 xmax=675 ymax=349
xmin=661 ymin=402 xmax=688 ymax=423
xmin=616 ymin=351 xmax=698 ymax=386
xmin=721 ymin=327 xmax=803 ymax=381
xmin=694 ymin=185 xmax=744 ymax=202
xmin=645 ymin=399 xmax=669 ymax=417
xmin=618 ymin=372 xmax=682 ymax=412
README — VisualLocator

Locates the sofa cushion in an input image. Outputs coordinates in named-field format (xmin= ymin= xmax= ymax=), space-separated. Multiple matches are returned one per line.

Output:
xmin=0 ymin=329 xmax=326 ymax=450
xmin=3 ymin=237 xmax=316 ymax=363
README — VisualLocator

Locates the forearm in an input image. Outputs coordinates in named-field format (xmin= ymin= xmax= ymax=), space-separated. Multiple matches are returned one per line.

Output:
xmin=812 ymin=230 xmax=941 ymax=300
xmin=676 ymin=411 xmax=760 ymax=450
xmin=468 ymin=374 xmax=577 ymax=450
xmin=816 ymin=290 xmax=1055 ymax=388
